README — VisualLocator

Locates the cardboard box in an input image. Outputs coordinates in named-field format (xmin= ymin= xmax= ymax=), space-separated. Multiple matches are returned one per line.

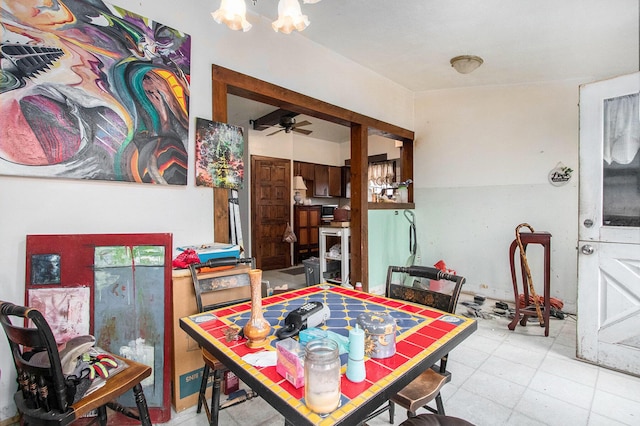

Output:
xmin=171 ymin=265 xmax=250 ymax=411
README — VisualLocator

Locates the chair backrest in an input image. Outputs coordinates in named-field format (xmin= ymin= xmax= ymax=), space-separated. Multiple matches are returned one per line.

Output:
xmin=385 ymin=266 xmax=466 ymax=314
xmin=0 ymin=301 xmax=69 ymax=414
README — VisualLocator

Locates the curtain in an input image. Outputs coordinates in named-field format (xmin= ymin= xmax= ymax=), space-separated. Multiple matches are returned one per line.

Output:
xmin=603 ymin=92 xmax=640 ymax=165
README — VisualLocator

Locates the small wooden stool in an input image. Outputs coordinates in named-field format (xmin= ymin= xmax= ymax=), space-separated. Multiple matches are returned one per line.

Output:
xmin=508 ymin=231 xmax=552 ymax=337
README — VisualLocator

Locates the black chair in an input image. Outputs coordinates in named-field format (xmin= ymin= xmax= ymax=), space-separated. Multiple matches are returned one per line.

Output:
xmin=399 ymin=413 xmax=475 ymax=426
xmin=0 ymin=300 xmax=152 ymax=426
xmin=189 ymin=257 xmax=254 ymax=426
xmin=363 ymin=265 xmax=466 ymax=424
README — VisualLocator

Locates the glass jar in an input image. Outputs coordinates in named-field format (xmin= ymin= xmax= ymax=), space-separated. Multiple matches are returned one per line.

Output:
xmin=304 ymin=338 xmax=341 ymax=414
xmin=397 ymin=184 xmax=408 ymax=203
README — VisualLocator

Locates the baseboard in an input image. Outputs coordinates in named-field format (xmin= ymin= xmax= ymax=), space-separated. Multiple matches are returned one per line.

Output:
xmin=0 ymin=415 xmax=19 ymax=426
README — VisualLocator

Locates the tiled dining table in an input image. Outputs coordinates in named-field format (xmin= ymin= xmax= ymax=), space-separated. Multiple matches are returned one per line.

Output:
xmin=179 ymin=284 xmax=477 ymax=426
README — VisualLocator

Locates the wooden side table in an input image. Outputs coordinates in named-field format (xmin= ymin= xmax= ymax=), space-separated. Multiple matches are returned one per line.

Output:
xmin=508 ymin=231 xmax=552 ymax=337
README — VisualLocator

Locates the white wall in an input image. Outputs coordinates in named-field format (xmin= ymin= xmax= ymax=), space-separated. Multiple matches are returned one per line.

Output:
xmin=0 ymin=0 xmax=413 ymax=420
xmin=413 ymin=80 xmax=581 ymax=311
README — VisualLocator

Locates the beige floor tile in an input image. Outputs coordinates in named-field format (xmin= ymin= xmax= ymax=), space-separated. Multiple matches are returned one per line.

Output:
xmin=515 ymin=388 xmax=590 ymax=425
xmin=461 ymin=370 xmax=527 ymax=409
xmin=591 ymin=389 xmax=640 ymax=425
xmin=528 ymin=370 xmax=595 ymax=409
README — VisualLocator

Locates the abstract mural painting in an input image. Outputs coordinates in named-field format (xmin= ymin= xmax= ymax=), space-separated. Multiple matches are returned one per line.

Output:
xmin=0 ymin=0 xmax=191 ymax=185
xmin=195 ymin=117 xmax=245 ymax=189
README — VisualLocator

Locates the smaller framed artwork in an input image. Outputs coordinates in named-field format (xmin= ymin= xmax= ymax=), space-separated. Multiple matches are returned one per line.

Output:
xmin=195 ymin=118 xmax=245 ymax=189
xmin=27 ymin=287 xmax=91 ymax=344
xmin=30 ymin=254 xmax=61 ymax=285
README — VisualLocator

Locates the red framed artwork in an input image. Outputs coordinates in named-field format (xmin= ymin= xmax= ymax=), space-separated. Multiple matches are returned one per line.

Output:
xmin=25 ymin=233 xmax=173 ymax=424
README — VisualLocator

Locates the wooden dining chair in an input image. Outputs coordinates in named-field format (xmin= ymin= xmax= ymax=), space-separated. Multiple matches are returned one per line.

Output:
xmin=362 ymin=265 xmax=466 ymax=424
xmin=189 ymin=257 xmax=254 ymax=426
xmin=0 ymin=300 xmax=152 ymax=426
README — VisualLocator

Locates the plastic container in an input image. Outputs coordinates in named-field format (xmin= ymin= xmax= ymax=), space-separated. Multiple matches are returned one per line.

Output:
xmin=356 ymin=312 xmax=397 ymax=358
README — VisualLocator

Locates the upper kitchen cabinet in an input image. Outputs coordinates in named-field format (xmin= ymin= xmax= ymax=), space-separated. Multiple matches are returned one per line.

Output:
xmin=314 ymin=164 xmax=342 ymax=197
xmin=314 ymin=164 xmax=329 ymax=197
xmin=294 ymin=161 xmax=315 ymax=183
xmin=328 ymin=166 xmax=341 ymax=197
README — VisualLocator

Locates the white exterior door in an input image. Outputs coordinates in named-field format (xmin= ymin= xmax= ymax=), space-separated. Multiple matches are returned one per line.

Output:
xmin=577 ymin=72 xmax=640 ymax=376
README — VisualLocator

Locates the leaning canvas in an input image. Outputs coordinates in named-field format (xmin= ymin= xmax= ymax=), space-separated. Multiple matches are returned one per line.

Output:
xmin=0 ymin=0 xmax=191 ymax=185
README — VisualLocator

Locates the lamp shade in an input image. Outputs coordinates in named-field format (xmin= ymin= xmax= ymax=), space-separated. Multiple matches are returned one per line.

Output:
xmin=450 ymin=55 xmax=483 ymax=74
xmin=293 ymin=176 xmax=307 ymax=190
xmin=272 ymin=0 xmax=309 ymax=34
xmin=212 ymin=0 xmax=252 ymax=32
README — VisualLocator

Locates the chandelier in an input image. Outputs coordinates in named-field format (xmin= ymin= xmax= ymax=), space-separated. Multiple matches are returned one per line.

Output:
xmin=212 ymin=0 xmax=321 ymax=34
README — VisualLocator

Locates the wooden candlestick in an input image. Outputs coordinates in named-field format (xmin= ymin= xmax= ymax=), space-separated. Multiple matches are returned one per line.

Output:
xmin=243 ymin=269 xmax=271 ymax=348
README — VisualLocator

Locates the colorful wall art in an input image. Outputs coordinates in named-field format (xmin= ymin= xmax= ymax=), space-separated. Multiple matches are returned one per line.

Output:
xmin=0 ymin=0 xmax=191 ymax=185
xmin=195 ymin=117 xmax=245 ymax=189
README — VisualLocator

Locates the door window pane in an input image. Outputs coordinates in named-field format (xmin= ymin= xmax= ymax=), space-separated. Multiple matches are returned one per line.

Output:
xmin=602 ymin=93 xmax=640 ymax=227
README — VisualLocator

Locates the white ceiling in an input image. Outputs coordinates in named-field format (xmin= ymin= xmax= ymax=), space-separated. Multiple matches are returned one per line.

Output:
xmin=248 ymin=0 xmax=639 ymax=91
xmin=229 ymin=0 xmax=639 ymax=141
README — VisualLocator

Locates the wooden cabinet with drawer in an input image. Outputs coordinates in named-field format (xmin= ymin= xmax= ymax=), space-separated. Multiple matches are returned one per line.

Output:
xmin=294 ymin=205 xmax=321 ymax=264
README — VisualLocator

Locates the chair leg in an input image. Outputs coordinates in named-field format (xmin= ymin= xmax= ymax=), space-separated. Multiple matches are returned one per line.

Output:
xmin=388 ymin=401 xmax=395 ymax=424
xmin=434 ymin=392 xmax=445 ymax=415
xmin=198 ymin=364 xmax=211 ymax=414
xmin=209 ymin=369 xmax=223 ymax=426
xmin=97 ymin=405 xmax=108 ymax=426
xmin=132 ymin=383 xmax=152 ymax=426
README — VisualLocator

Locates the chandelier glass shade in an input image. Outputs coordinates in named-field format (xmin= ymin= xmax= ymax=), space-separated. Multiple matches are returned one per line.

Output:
xmin=212 ymin=0 xmax=252 ymax=32
xmin=272 ymin=0 xmax=309 ymax=33
xmin=213 ymin=0 xmax=319 ymax=33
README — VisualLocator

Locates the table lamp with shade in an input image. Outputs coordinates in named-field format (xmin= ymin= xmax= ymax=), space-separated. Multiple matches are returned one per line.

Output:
xmin=293 ymin=176 xmax=307 ymax=205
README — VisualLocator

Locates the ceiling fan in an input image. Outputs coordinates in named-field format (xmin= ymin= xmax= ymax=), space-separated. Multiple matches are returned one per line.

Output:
xmin=266 ymin=116 xmax=313 ymax=136
xmin=251 ymin=109 xmax=313 ymax=136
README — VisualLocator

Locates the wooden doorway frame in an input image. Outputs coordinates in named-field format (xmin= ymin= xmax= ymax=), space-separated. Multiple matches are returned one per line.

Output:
xmin=211 ymin=64 xmax=414 ymax=291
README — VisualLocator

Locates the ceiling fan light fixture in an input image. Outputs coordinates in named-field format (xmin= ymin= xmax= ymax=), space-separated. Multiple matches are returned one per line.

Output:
xmin=212 ymin=0 xmax=252 ymax=32
xmin=272 ymin=0 xmax=309 ymax=34
xmin=450 ymin=55 xmax=484 ymax=74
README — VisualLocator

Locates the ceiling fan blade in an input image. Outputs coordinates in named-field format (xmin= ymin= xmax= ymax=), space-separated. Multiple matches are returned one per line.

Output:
xmin=292 ymin=120 xmax=312 ymax=128
xmin=292 ymin=128 xmax=313 ymax=135
xmin=267 ymin=129 xmax=285 ymax=136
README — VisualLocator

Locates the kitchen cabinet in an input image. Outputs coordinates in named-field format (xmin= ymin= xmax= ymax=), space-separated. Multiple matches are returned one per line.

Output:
xmin=313 ymin=164 xmax=342 ymax=197
xmin=329 ymin=166 xmax=342 ymax=196
xmin=294 ymin=205 xmax=321 ymax=264
xmin=293 ymin=161 xmax=315 ymax=183
xmin=313 ymin=164 xmax=329 ymax=196
xmin=342 ymin=166 xmax=351 ymax=198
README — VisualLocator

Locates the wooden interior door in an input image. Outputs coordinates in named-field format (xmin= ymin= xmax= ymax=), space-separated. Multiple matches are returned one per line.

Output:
xmin=251 ymin=155 xmax=291 ymax=270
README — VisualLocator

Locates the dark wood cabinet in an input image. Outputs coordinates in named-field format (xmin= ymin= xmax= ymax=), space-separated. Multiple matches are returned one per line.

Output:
xmin=328 ymin=166 xmax=342 ymax=197
xmin=294 ymin=205 xmax=321 ymax=264
xmin=341 ymin=166 xmax=351 ymax=198
xmin=294 ymin=161 xmax=315 ymax=182
xmin=313 ymin=164 xmax=329 ymax=197
xmin=313 ymin=164 xmax=342 ymax=197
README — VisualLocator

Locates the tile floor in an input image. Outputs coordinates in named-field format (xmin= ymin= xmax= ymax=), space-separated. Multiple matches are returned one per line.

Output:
xmin=161 ymin=287 xmax=640 ymax=426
